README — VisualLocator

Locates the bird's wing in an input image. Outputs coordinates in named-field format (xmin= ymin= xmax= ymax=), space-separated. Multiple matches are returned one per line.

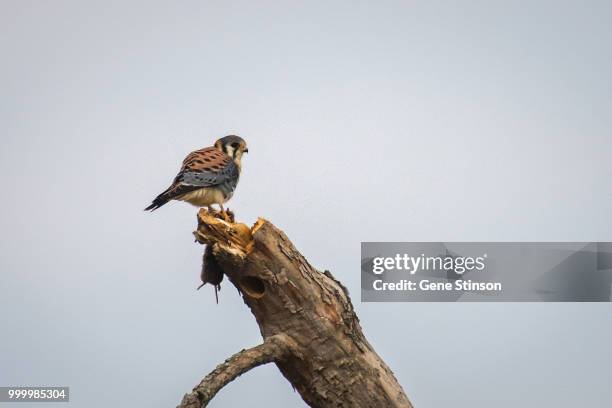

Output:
xmin=177 ymin=147 xmax=239 ymax=186
xmin=145 ymin=147 xmax=239 ymax=211
xmin=168 ymin=147 xmax=239 ymax=196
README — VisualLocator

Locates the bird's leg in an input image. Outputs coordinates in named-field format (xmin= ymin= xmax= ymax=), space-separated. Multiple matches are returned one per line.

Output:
xmin=206 ymin=205 xmax=215 ymax=214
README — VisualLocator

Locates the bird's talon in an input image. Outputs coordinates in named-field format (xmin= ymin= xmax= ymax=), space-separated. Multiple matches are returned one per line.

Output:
xmin=223 ymin=209 xmax=235 ymax=223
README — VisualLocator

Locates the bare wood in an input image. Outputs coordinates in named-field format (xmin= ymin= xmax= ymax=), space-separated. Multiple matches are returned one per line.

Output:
xmin=183 ymin=209 xmax=413 ymax=408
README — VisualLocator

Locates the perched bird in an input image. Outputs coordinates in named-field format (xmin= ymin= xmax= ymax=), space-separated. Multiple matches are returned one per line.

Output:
xmin=145 ymin=135 xmax=248 ymax=212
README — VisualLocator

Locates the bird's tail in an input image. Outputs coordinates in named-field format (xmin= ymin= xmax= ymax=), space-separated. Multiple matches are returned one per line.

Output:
xmin=144 ymin=189 xmax=172 ymax=211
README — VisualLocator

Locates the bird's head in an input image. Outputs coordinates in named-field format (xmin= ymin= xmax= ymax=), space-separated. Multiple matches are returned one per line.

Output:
xmin=215 ymin=135 xmax=249 ymax=165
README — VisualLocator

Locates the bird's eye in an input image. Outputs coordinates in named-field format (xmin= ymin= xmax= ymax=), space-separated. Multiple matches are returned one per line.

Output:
xmin=231 ymin=142 xmax=240 ymax=149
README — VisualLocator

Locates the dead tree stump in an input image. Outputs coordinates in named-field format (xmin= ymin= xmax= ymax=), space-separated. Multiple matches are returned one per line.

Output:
xmin=178 ymin=209 xmax=413 ymax=408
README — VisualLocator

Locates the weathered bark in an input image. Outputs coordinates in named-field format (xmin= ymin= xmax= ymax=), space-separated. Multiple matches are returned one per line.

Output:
xmin=179 ymin=209 xmax=413 ymax=408
xmin=178 ymin=334 xmax=295 ymax=407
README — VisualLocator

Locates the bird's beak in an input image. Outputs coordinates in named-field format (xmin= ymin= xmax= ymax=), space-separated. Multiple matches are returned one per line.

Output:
xmin=244 ymin=148 xmax=249 ymax=153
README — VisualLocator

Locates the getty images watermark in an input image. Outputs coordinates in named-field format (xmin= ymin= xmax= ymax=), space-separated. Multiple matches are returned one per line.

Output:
xmin=370 ymin=252 xmax=500 ymax=292
xmin=361 ymin=242 xmax=612 ymax=302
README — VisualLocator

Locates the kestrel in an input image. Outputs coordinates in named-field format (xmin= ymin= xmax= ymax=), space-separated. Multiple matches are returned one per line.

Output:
xmin=145 ymin=135 xmax=248 ymax=212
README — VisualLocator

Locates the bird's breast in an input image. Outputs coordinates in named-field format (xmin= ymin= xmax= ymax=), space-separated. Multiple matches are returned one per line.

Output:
xmin=178 ymin=187 xmax=228 ymax=207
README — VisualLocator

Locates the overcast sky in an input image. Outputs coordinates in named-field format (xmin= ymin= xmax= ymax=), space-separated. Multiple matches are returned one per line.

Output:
xmin=1 ymin=1 xmax=611 ymax=407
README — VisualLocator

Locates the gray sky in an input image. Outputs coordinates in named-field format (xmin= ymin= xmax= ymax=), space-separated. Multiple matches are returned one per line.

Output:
xmin=1 ymin=1 xmax=611 ymax=407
